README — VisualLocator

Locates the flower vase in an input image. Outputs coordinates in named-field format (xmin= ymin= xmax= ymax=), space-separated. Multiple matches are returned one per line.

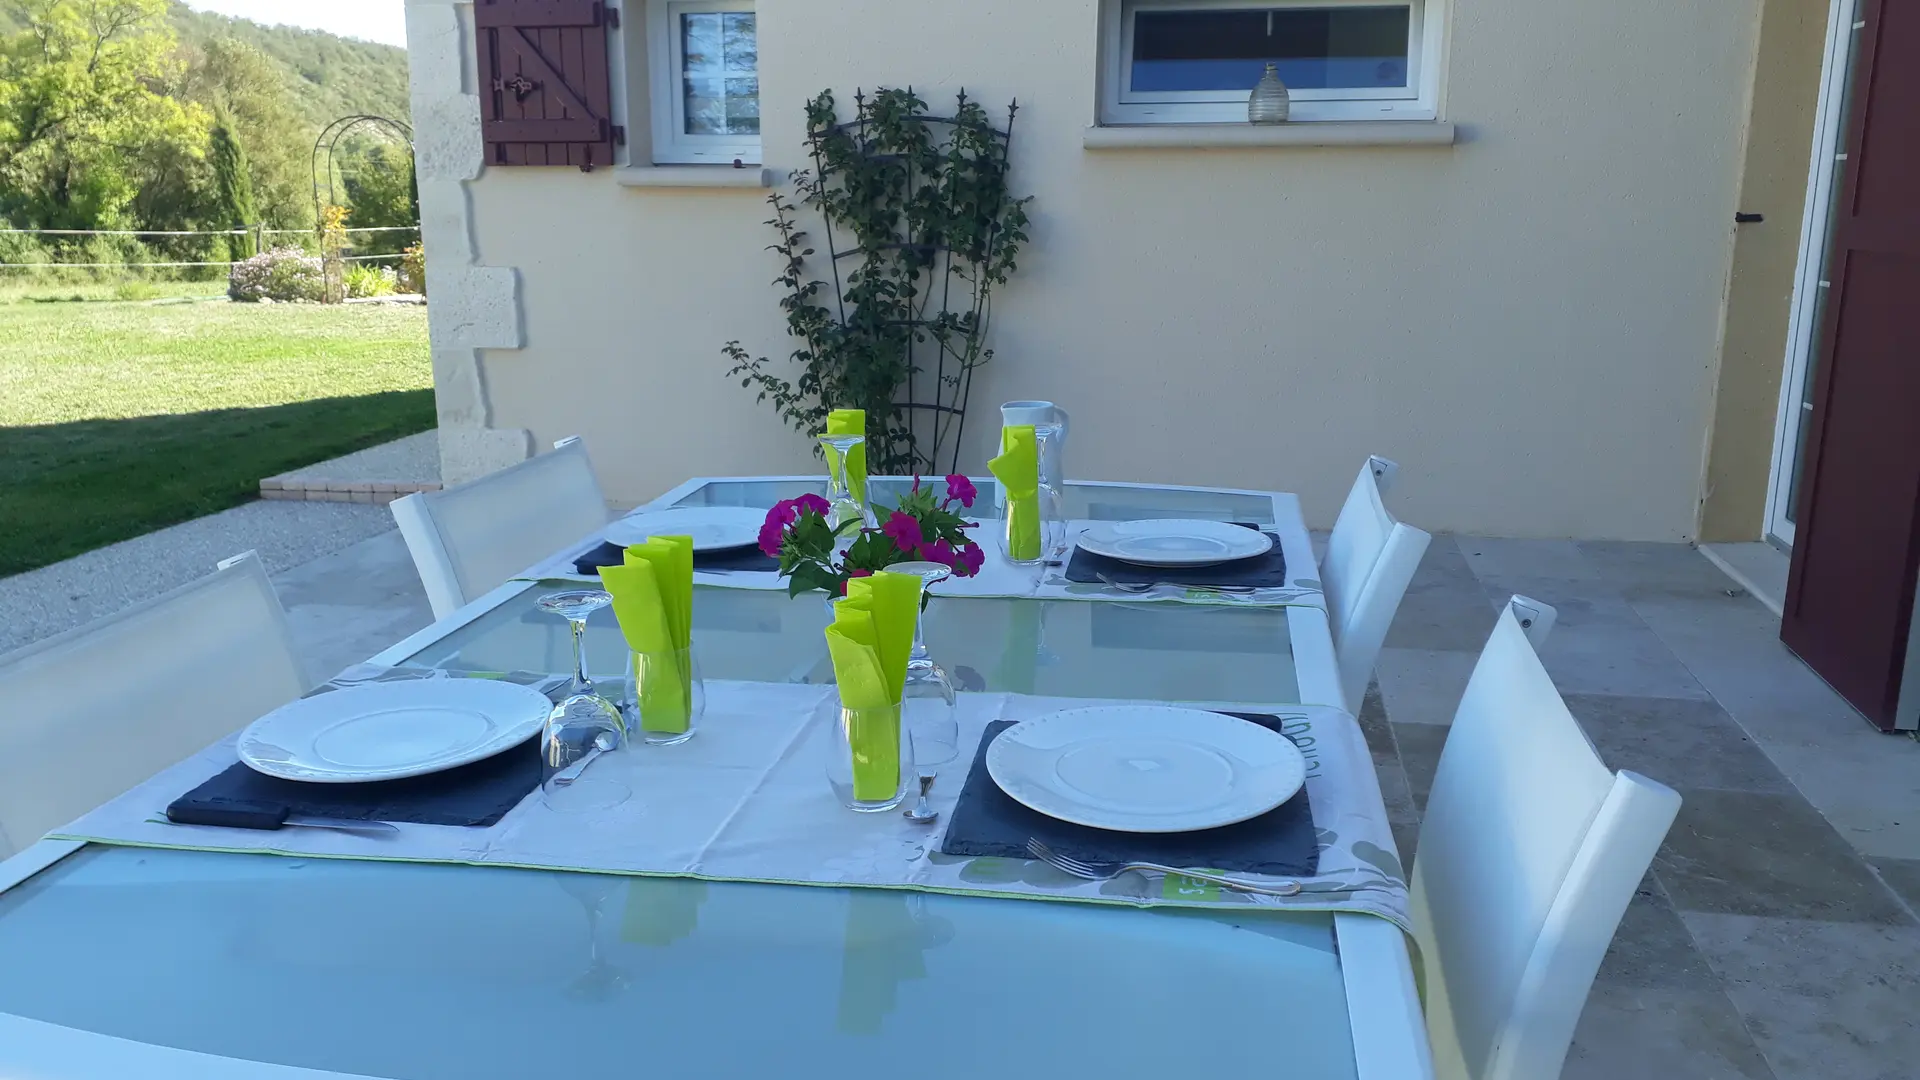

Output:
xmin=1249 ymin=62 xmax=1290 ymax=124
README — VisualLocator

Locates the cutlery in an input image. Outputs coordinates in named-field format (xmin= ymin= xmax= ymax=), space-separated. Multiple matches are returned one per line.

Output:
xmin=552 ymin=731 xmax=618 ymax=786
xmin=903 ymin=774 xmax=939 ymax=824
xmin=1093 ymin=572 xmax=1255 ymax=595
xmin=1025 ymin=838 xmax=1302 ymax=897
xmin=164 ymin=802 xmax=399 ymax=837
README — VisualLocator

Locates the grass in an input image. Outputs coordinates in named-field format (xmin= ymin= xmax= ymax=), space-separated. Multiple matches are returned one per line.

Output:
xmin=0 ymin=295 xmax=433 ymax=577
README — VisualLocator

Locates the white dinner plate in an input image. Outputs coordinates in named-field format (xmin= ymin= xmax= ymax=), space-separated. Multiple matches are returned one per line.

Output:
xmin=603 ymin=506 xmax=767 ymax=552
xmin=986 ymin=705 xmax=1307 ymax=833
xmin=238 ymin=680 xmax=552 ymax=783
xmin=1075 ymin=519 xmax=1273 ymax=567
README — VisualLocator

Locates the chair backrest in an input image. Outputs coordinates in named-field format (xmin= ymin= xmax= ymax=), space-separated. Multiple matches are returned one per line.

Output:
xmin=1321 ymin=456 xmax=1431 ymax=710
xmin=1412 ymin=598 xmax=1682 ymax=1080
xmin=0 ymin=553 xmax=309 ymax=860
xmin=392 ymin=436 xmax=609 ymax=619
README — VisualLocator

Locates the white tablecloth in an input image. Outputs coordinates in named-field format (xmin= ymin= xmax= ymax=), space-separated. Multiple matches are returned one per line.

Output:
xmin=53 ymin=681 xmax=1408 ymax=930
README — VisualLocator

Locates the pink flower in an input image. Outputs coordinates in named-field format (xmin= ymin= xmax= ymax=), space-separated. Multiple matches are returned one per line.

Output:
xmin=919 ymin=538 xmax=956 ymax=566
xmin=793 ymin=493 xmax=831 ymax=518
xmin=944 ymin=474 xmax=977 ymax=509
xmin=759 ymin=501 xmax=798 ymax=556
xmin=881 ymin=511 xmax=923 ymax=553
xmin=953 ymin=541 xmax=985 ymax=577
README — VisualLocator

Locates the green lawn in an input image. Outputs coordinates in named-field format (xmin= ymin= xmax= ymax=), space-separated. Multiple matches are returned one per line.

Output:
xmin=0 ymin=294 xmax=433 ymax=576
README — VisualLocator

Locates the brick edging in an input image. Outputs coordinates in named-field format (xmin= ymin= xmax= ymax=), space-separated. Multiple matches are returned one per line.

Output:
xmin=259 ymin=479 xmax=442 ymax=506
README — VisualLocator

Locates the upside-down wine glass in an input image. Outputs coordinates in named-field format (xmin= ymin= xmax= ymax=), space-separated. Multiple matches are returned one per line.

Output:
xmin=536 ymin=590 xmax=629 ymax=811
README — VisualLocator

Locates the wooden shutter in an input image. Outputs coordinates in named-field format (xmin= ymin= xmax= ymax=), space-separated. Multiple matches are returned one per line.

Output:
xmin=474 ymin=0 xmax=621 ymax=170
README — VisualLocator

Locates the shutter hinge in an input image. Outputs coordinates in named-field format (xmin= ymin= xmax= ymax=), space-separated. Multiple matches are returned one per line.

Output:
xmin=612 ymin=124 xmax=626 ymax=146
xmin=598 ymin=2 xmax=618 ymax=28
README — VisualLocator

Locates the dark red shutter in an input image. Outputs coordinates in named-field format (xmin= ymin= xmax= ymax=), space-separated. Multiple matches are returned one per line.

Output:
xmin=474 ymin=0 xmax=621 ymax=170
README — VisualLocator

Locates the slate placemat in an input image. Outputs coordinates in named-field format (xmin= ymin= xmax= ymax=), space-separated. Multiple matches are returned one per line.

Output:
xmin=574 ymin=540 xmax=779 ymax=576
xmin=940 ymin=713 xmax=1319 ymax=878
xmin=1063 ymin=523 xmax=1288 ymax=589
xmin=166 ymin=738 xmax=541 ymax=828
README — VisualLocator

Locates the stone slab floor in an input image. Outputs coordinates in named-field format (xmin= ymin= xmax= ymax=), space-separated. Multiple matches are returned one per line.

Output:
xmin=6 ymin=521 xmax=1916 ymax=1078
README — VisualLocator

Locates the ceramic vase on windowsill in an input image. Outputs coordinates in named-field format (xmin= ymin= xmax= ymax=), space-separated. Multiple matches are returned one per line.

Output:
xmin=1249 ymin=62 xmax=1290 ymax=124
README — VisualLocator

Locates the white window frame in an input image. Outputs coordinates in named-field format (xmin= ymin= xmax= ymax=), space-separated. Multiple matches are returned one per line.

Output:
xmin=648 ymin=0 xmax=761 ymax=165
xmin=1099 ymin=0 xmax=1444 ymax=124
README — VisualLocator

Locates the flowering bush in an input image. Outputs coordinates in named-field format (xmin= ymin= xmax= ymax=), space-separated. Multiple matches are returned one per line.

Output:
xmin=228 ymin=247 xmax=325 ymax=302
xmin=762 ymin=476 xmax=984 ymax=597
xmin=398 ymin=244 xmax=426 ymax=296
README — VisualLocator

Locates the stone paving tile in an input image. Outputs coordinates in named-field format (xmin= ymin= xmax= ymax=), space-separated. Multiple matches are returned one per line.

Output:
xmin=1597 ymin=875 xmax=1723 ymax=990
xmin=1390 ymin=721 xmax=1447 ymax=815
xmin=1355 ymin=682 xmax=1397 ymax=764
xmin=1655 ymin=789 xmax=1913 ymax=925
xmin=1684 ymin=914 xmax=1920 ymax=1080
xmin=275 ymin=530 xmax=435 ymax=685
xmin=1408 ymin=534 xmax=1482 ymax=592
xmin=1374 ymin=647 xmax=1480 ymax=726
xmin=1478 ymin=575 xmax=1712 ymax=701
xmin=1562 ymin=693 xmax=1795 ymax=795
xmin=1563 ymin=982 xmax=1780 ymax=1080
xmin=1458 ymin=536 xmax=1599 ymax=581
xmin=1870 ymin=857 xmax=1920 ymax=920
xmin=1577 ymin=539 xmax=1745 ymax=601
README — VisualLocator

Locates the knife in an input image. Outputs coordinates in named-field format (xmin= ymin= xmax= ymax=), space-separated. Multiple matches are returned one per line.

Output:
xmin=164 ymin=799 xmax=399 ymax=837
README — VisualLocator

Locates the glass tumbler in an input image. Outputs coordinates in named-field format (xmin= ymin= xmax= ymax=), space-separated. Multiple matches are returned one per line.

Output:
xmin=626 ymin=647 xmax=705 ymax=746
xmin=542 ymin=692 xmax=630 ymax=812
xmin=821 ymin=699 xmax=915 ymax=812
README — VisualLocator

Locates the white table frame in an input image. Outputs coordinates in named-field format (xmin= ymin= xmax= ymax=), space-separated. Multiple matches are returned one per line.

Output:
xmin=0 ymin=477 xmax=1432 ymax=1080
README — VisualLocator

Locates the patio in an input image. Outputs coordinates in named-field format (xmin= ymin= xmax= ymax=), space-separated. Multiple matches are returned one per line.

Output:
xmin=249 ymin=520 xmax=1920 ymax=1079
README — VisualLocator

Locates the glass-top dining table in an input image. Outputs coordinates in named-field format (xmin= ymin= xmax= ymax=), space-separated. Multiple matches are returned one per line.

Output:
xmin=0 ymin=478 xmax=1430 ymax=1080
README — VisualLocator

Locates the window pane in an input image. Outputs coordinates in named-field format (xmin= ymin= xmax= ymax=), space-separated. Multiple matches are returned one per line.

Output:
xmin=682 ymin=11 xmax=759 ymax=136
xmin=1131 ymin=6 xmax=1411 ymax=92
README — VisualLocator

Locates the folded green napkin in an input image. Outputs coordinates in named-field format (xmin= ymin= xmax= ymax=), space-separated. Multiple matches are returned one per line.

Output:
xmin=825 ymin=408 xmax=868 ymax=506
xmin=823 ymin=571 xmax=918 ymax=801
xmin=599 ymin=535 xmax=694 ymax=734
xmin=989 ymin=424 xmax=1041 ymax=561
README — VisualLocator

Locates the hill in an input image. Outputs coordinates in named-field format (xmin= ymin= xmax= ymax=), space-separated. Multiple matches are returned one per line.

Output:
xmin=0 ymin=4 xmax=410 ymax=131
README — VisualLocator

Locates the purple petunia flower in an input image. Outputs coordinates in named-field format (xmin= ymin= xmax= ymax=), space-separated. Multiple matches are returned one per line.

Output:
xmin=953 ymin=541 xmax=985 ymax=577
xmin=944 ymin=474 xmax=978 ymax=509
xmin=919 ymin=538 xmax=956 ymax=566
xmin=881 ymin=511 xmax=924 ymax=553
xmin=793 ymin=493 xmax=831 ymax=518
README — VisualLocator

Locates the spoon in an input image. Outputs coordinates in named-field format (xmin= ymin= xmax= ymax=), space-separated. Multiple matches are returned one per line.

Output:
xmin=902 ymin=774 xmax=938 ymax=824
xmin=553 ymin=731 xmax=618 ymax=786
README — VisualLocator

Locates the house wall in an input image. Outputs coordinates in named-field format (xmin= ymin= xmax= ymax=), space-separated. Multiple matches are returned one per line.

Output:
xmin=1699 ymin=0 xmax=1831 ymax=542
xmin=411 ymin=0 xmax=1763 ymax=538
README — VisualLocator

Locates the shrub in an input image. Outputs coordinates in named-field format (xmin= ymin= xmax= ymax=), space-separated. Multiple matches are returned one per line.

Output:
xmin=228 ymin=246 xmax=325 ymax=302
xmin=113 ymin=281 xmax=160 ymax=301
xmin=344 ymin=263 xmax=397 ymax=298
xmin=397 ymin=243 xmax=425 ymax=296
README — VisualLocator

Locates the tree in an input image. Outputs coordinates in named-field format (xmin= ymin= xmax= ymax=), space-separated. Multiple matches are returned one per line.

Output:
xmin=338 ymin=140 xmax=417 ymax=257
xmin=0 ymin=0 xmax=211 ymax=229
xmin=179 ymin=36 xmax=312 ymax=230
xmin=207 ymin=119 xmax=255 ymax=258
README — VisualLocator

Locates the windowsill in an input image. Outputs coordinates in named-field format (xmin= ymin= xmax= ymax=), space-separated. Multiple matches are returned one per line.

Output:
xmin=614 ymin=165 xmax=773 ymax=189
xmin=1083 ymin=121 xmax=1456 ymax=150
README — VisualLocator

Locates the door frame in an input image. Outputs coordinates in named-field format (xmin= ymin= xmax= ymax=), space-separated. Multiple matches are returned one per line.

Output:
xmin=1766 ymin=0 xmax=1861 ymax=548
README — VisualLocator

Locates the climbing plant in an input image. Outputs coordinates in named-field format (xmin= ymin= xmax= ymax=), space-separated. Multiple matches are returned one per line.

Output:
xmin=724 ymin=87 xmax=1032 ymax=475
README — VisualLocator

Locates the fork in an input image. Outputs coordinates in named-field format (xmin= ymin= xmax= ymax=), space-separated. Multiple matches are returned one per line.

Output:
xmin=1093 ymin=572 xmax=1255 ymax=596
xmin=1026 ymin=839 xmax=1303 ymax=897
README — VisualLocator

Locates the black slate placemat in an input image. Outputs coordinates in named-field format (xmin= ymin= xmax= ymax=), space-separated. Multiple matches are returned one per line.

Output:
xmin=167 ymin=738 xmax=541 ymax=828
xmin=940 ymin=713 xmax=1319 ymax=878
xmin=1064 ymin=523 xmax=1288 ymax=589
xmin=573 ymin=540 xmax=779 ymax=576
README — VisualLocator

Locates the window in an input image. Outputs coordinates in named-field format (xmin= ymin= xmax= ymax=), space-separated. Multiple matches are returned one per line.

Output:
xmin=648 ymin=0 xmax=760 ymax=164
xmin=1101 ymin=0 xmax=1440 ymax=124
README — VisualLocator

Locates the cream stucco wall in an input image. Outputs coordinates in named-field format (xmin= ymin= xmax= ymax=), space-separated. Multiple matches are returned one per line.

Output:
xmin=414 ymin=0 xmax=1763 ymax=537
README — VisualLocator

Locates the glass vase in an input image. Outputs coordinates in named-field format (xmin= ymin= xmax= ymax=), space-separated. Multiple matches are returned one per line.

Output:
xmin=819 ymin=433 xmax=871 ymax=529
xmin=890 ymin=561 xmax=960 ymax=775
xmin=822 ymin=699 xmax=915 ymax=812
xmin=1248 ymin=62 xmax=1291 ymax=124
xmin=624 ymin=647 xmax=705 ymax=746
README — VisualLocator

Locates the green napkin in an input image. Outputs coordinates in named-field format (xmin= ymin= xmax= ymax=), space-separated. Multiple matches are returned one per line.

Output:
xmin=599 ymin=535 xmax=694 ymax=734
xmin=823 ymin=571 xmax=919 ymax=800
xmin=988 ymin=424 xmax=1041 ymax=561
xmin=825 ymin=408 xmax=868 ymax=506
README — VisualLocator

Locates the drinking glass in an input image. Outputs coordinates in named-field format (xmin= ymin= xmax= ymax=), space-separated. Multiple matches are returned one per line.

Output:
xmin=890 ymin=561 xmax=959 ymax=776
xmin=536 ymin=589 xmax=614 ymax=696
xmin=1034 ymin=426 xmax=1069 ymax=562
xmin=821 ymin=699 xmax=915 ymax=812
xmin=541 ymin=691 xmax=630 ymax=811
xmin=627 ymin=647 xmax=705 ymax=745
xmin=819 ymin=433 xmax=872 ymax=529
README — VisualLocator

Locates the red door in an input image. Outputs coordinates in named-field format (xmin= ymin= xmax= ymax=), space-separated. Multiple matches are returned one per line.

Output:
xmin=1781 ymin=0 xmax=1920 ymax=730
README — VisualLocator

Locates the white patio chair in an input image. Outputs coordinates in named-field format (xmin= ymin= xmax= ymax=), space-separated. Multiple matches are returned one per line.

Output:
xmin=1320 ymin=455 xmax=1431 ymax=711
xmin=1412 ymin=596 xmax=1682 ymax=1080
xmin=0 ymin=552 xmax=309 ymax=860
xmin=393 ymin=436 xmax=609 ymax=620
